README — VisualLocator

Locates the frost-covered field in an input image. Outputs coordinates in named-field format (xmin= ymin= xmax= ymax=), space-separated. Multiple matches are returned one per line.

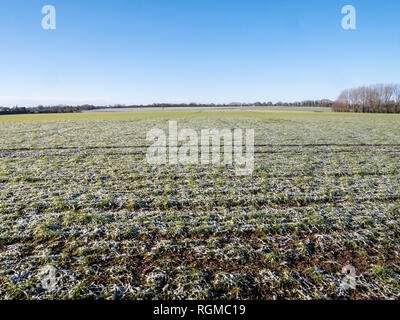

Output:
xmin=0 ymin=110 xmax=400 ymax=299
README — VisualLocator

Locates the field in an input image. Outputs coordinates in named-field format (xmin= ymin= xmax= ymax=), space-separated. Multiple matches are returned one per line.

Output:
xmin=0 ymin=110 xmax=400 ymax=299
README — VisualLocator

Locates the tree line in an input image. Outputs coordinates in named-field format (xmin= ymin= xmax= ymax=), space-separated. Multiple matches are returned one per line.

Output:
xmin=252 ymin=99 xmax=333 ymax=107
xmin=332 ymin=84 xmax=400 ymax=113
xmin=0 ymin=104 xmax=97 ymax=115
xmin=0 ymin=100 xmax=333 ymax=115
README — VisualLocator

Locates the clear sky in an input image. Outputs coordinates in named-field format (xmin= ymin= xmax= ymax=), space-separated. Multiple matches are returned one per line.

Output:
xmin=1 ymin=0 xmax=399 ymax=106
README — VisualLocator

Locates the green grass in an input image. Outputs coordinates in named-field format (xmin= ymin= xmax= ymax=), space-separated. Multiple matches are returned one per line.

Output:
xmin=1 ymin=109 xmax=399 ymax=122
xmin=0 ymin=110 xmax=400 ymax=299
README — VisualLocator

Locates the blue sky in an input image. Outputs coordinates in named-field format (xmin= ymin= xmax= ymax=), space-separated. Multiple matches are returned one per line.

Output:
xmin=0 ymin=0 xmax=399 ymax=106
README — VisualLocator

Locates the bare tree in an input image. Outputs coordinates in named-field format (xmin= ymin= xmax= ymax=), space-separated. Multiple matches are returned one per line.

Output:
xmin=332 ymin=84 xmax=400 ymax=113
